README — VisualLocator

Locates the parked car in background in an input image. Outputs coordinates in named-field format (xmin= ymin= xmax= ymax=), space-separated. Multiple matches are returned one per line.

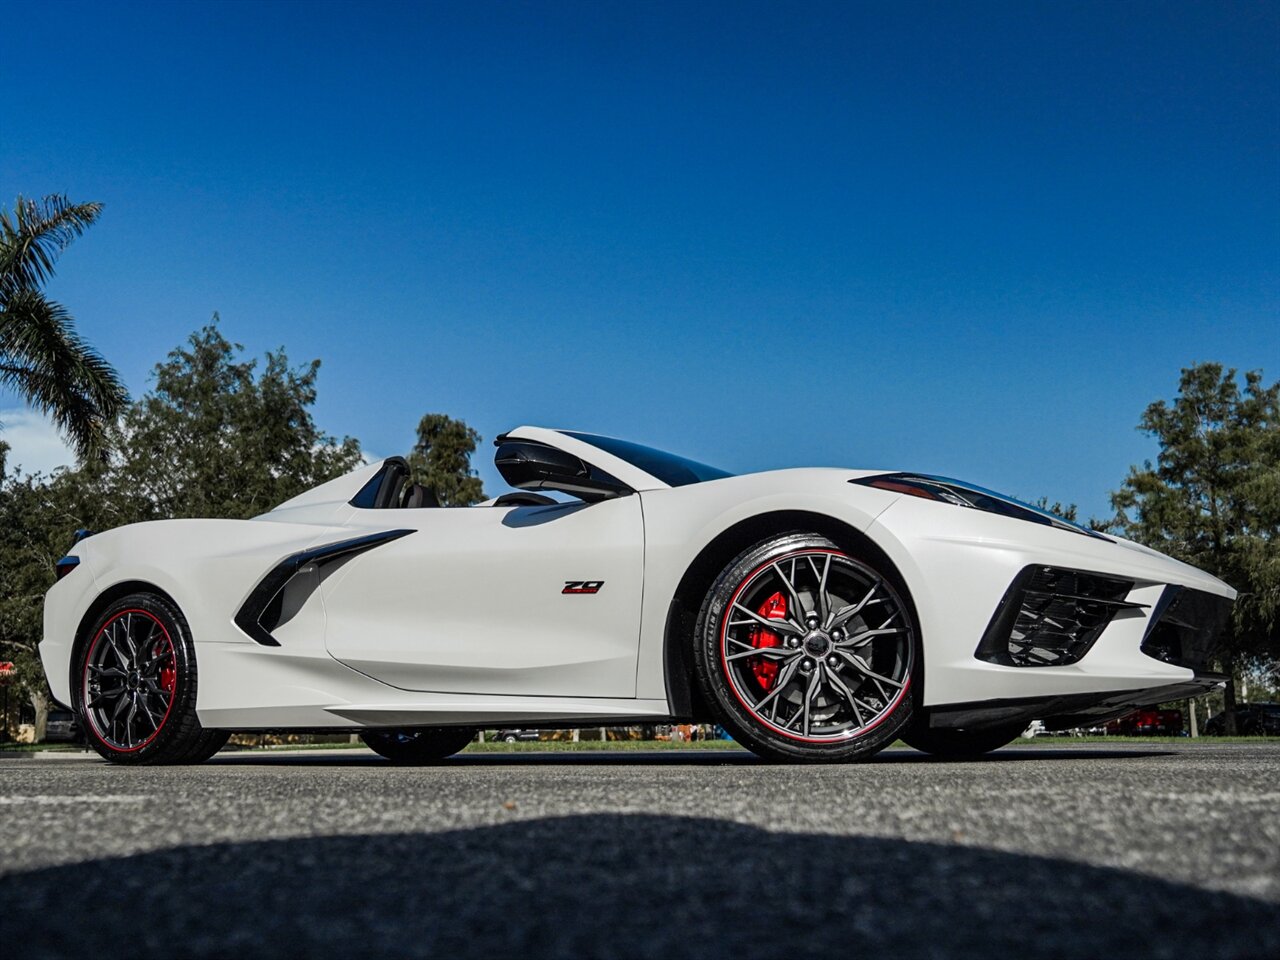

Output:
xmin=44 ymin=708 xmax=83 ymax=744
xmin=1105 ymin=709 xmax=1184 ymax=736
xmin=493 ymin=729 xmax=542 ymax=743
xmin=1204 ymin=703 xmax=1280 ymax=736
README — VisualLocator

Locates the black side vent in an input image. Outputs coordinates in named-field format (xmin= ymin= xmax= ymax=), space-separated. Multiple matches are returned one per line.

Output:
xmin=976 ymin=566 xmax=1141 ymax=667
xmin=235 ymin=529 xmax=414 ymax=646
xmin=1140 ymin=586 xmax=1233 ymax=673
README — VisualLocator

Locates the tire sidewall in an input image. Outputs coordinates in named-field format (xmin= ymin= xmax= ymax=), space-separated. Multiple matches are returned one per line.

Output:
xmin=73 ymin=593 xmax=201 ymax=765
xmin=693 ymin=532 xmax=918 ymax=763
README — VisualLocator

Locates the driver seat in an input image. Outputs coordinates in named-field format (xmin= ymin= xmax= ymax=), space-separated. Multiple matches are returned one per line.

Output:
xmin=402 ymin=483 xmax=441 ymax=508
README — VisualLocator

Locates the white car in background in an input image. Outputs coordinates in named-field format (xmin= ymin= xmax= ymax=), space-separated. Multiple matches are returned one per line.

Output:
xmin=40 ymin=426 xmax=1235 ymax=764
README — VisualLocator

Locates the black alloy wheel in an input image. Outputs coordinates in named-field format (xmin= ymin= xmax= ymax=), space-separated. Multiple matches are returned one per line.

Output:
xmin=75 ymin=592 xmax=226 ymax=764
xmin=695 ymin=533 xmax=917 ymax=763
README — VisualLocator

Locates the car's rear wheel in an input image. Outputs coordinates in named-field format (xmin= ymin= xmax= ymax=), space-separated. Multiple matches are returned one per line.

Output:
xmin=360 ymin=727 xmax=477 ymax=764
xmin=694 ymin=533 xmax=917 ymax=763
xmin=900 ymin=721 xmax=1024 ymax=757
xmin=74 ymin=592 xmax=218 ymax=765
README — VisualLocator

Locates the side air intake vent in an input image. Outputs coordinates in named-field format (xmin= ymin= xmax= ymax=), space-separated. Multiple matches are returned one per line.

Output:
xmin=235 ymin=529 xmax=414 ymax=646
xmin=976 ymin=566 xmax=1141 ymax=667
xmin=1140 ymin=586 xmax=1232 ymax=673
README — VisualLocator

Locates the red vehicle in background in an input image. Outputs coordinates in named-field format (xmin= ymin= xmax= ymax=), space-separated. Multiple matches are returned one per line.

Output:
xmin=1106 ymin=709 xmax=1184 ymax=736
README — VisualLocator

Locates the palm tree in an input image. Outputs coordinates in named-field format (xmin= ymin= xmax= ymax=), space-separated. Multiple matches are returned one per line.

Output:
xmin=0 ymin=195 xmax=128 ymax=462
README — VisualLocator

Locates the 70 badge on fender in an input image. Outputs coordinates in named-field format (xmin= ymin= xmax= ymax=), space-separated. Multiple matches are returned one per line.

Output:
xmin=563 ymin=580 xmax=604 ymax=595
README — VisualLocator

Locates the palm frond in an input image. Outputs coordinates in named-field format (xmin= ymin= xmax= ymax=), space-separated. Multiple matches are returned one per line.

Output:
xmin=0 ymin=290 xmax=129 ymax=461
xmin=0 ymin=195 xmax=104 ymax=299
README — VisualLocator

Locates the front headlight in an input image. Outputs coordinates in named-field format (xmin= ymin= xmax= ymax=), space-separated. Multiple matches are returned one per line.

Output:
xmin=849 ymin=473 xmax=1110 ymax=541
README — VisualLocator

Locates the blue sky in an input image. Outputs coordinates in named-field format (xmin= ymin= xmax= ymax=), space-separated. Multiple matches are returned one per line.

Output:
xmin=3 ymin=0 xmax=1277 ymax=518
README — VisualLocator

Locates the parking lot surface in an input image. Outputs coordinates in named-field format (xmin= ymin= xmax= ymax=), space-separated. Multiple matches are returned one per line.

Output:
xmin=1 ymin=741 xmax=1277 ymax=958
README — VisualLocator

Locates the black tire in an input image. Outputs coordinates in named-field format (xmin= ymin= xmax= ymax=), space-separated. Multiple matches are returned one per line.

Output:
xmin=74 ymin=592 xmax=217 ymax=765
xmin=693 ymin=532 xmax=917 ymax=763
xmin=360 ymin=727 xmax=477 ymax=764
xmin=503 ymin=735 xmax=518 ymax=743
xmin=170 ymin=729 xmax=231 ymax=764
xmin=901 ymin=721 xmax=1024 ymax=758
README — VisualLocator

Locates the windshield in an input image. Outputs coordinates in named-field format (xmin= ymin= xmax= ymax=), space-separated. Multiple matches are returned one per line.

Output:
xmin=563 ymin=432 xmax=734 ymax=487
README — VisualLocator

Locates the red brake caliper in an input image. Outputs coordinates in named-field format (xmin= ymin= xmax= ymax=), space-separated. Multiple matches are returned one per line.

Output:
xmin=156 ymin=642 xmax=176 ymax=695
xmin=750 ymin=592 xmax=788 ymax=691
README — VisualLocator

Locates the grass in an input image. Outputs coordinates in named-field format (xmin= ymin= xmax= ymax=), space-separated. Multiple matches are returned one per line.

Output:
xmin=0 ymin=742 xmax=87 ymax=753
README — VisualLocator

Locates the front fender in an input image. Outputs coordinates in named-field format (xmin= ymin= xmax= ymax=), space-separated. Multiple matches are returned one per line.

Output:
xmin=39 ymin=517 xmax=351 ymax=706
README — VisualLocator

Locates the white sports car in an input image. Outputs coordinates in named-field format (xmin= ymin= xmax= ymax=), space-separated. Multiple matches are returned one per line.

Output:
xmin=40 ymin=426 xmax=1235 ymax=764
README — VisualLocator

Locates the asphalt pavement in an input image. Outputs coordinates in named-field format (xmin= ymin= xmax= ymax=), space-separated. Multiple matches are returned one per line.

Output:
xmin=1 ymin=741 xmax=1277 ymax=959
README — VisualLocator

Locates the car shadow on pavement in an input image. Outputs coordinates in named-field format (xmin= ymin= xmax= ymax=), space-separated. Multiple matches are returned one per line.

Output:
xmin=2 ymin=813 xmax=1273 ymax=959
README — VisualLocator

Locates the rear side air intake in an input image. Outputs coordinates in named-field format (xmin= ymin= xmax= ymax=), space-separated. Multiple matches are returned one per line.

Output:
xmin=976 ymin=566 xmax=1142 ymax=667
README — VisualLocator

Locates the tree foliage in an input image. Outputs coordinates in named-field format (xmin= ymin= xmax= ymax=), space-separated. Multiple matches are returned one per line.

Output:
xmin=97 ymin=320 xmax=364 ymax=523
xmin=0 ymin=320 xmax=364 ymax=738
xmin=407 ymin=413 xmax=486 ymax=506
xmin=1110 ymin=363 xmax=1280 ymax=669
xmin=1030 ymin=497 xmax=1079 ymax=523
xmin=0 ymin=195 xmax=128 ymax=461
xmin=0 ymin=462 xmax=88 ymax=739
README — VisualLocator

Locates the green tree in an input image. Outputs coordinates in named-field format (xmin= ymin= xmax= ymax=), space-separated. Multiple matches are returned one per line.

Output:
xmin=0 ymin=195 xmax=128 ymax=461
xmin=0 ymin=462 xmax=86 ymax=741
xmin=407 ymin=413 xmax=486 ymax=506
xmin=100 ymin=319 xmax=364 ymax=522
xmin=0 ymin=320 xmax=364 ymax=740
xmin=1109 ymin=363 xmax=1280 ymax=731
xmin=1030 ymin=497 xmax=1080 ymax=523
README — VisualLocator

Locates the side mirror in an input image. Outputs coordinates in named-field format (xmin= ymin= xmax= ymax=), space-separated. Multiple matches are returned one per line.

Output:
xmin=495 ymin=441 xmax=629 ymax=502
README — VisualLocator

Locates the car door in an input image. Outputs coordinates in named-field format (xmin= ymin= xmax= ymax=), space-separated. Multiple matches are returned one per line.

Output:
xmin=320 ymin=494 xmax=644 ymax=698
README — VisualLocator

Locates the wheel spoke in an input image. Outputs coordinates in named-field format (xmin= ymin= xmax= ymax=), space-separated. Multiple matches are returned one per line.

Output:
xmin=136 ymin=692 xmax=160 ymax=730
xmin=120 ymin=614 xmax=141 ymax=661
xmin=731 ymin=602 xmax=803 ymax=637
xmin=800 ymin=667 xmax=821 ymax=737
xmin=139 ymin=644 xmax=170 ymax=669
xmin=833 ymin=648 xmax=906 ymax=690
xmin=107 ymin=623 xmax=132 ymax=668
xmin=821 ymin=663 xmax=866 ymax=727
xmin=828 ymin=582 xmax=883 ymax=630
xmin=809 ymin=554 xmax=832 ymax=625
xmin=109 ymin=690 xmax=131 ymax=725
xmin=752 ymin=657 xmax=803 ymax=715
xmin=835 ymin=610 xmax=904 ymax=646
xmin=726 ymin=646 xmax=795 ymax=662
xmin=770 ymin=561 xmax=809 ymax=624
xmin=123 ymin=695 xmax=139 ymax=746
xmin=88 ymin=687 xmax=125 ymax=708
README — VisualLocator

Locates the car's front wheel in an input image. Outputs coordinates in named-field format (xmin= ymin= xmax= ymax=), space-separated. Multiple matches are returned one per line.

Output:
xmin=360 ymin=727 xmax=477 ymax=763
xmin=694 ymin=533 xmax=917 ymax=763
xmin=74 ymin=592 xmax=222 ymax=765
